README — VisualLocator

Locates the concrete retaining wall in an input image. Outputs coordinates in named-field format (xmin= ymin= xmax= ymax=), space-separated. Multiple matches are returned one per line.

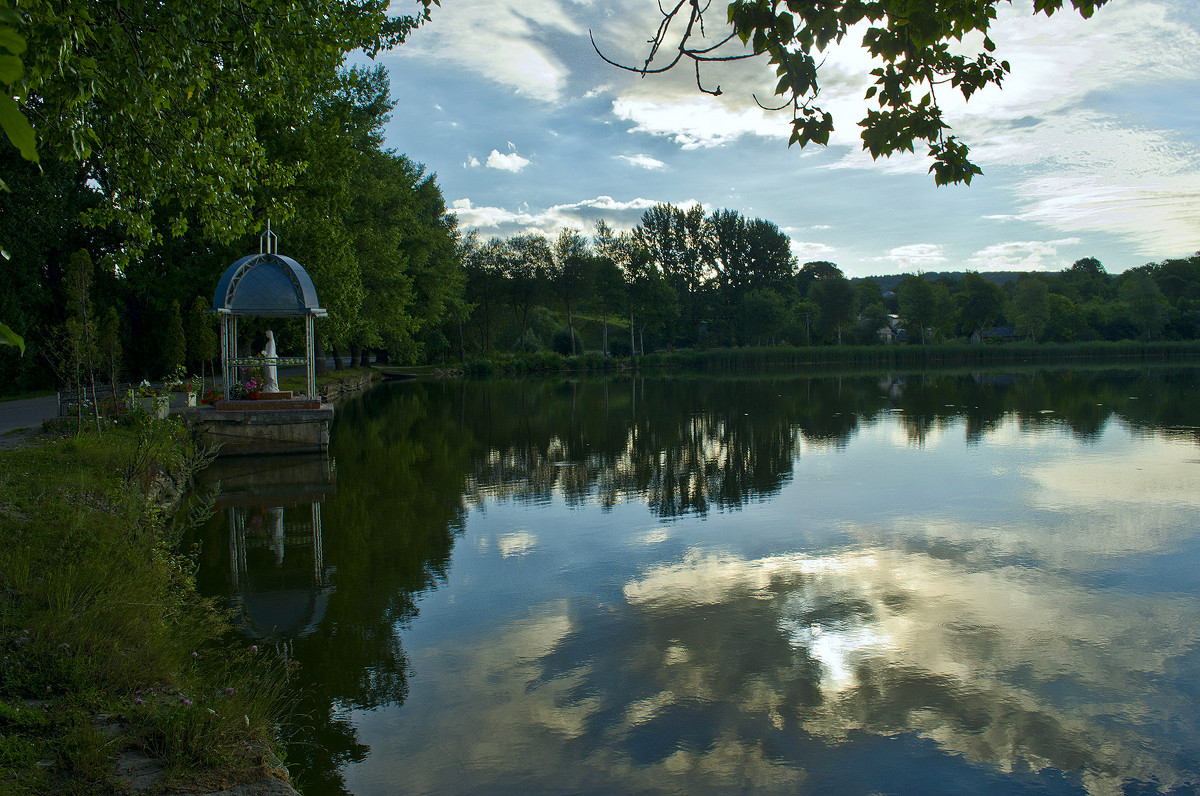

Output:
xmin=182 ymin=405 xmax=334 ymax=457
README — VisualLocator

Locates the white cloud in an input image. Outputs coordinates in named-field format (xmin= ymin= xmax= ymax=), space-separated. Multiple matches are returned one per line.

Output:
xmin=967 ymin=239 xmax=1081 ymax=272
xmin=486 ymin=149 xmax=533 ymax=172
xmin=390 ymin=0 xmax=583 ymax=101
xmin=790 ymin=240 xmax=836 ymax=261
xmin=868 ymin=244 xmax=949 ymax=271
xmin=583 ymin=83 xmax=614 ymax=99
xmin=1009 ymin=175 xmax=1200 ymax=262
xmin=450 ymin=195 xmax=668 ymax=237
xmin=464 ymin=156 xmax=482 ymax=169
xmin=612 ymin=96 xmax=788 ymax=149
xmin=616 ymin=154 xmax=666 ymax=170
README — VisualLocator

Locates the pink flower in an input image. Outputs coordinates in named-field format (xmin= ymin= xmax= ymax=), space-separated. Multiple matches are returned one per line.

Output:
xmin=225 ymin=687 xmax=235 ymax=696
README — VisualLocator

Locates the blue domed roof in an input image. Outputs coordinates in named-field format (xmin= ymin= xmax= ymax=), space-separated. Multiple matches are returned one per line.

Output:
xmin=212 ymin=253 xmax=326 ymax=317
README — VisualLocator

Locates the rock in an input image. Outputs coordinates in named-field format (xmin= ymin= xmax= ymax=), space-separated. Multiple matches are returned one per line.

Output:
xmin=115 ymin=748 xmax=162 ymax=793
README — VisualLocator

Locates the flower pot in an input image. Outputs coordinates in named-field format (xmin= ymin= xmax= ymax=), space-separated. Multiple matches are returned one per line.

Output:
xmin=248 ymin=390 xmax=261 ymax=400
xmin=137 ymin=395 xmax=169 ymax=419
xmin=168 ymin=390 xmax=196 ymax=409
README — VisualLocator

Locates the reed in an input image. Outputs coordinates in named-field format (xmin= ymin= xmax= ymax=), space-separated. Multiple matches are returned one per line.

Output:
xmin=450 ymin=340 xmax=1199 ymax=379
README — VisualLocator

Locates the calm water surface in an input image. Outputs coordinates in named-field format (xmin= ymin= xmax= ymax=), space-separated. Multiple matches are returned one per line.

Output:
xmin=195 ymin=368 xmax=1200 ymax=795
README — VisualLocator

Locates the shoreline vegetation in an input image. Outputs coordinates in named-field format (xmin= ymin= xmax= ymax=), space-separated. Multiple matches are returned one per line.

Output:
xmin=0 ymin=414 xmax=292 ymax=795
xmin=455 ymin=339 xmax=1200 ymax=377
xmin=2 ymin=344 xmax=1197 ymax=793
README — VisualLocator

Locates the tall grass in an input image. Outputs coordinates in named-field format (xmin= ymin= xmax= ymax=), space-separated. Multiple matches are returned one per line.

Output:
xmin=0 ymin=415 xmax=290 ymax=793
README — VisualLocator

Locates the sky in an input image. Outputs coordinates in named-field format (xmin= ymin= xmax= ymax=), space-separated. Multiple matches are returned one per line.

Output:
xmin=366 ymin=0 xmax=1200 ymax=278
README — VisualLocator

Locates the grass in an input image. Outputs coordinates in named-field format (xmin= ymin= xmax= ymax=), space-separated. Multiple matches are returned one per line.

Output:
xmin=278 ymin=365 xmax=378 ymax=396
xmin=0 ymin=389 xmax=56 ymax=404
xmin=0 ymin=414 xmax=291 ymax=794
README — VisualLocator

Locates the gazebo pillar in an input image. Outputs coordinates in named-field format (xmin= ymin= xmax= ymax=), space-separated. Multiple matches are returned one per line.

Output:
xmin=306 ymin=313 xmax=316 ymax=400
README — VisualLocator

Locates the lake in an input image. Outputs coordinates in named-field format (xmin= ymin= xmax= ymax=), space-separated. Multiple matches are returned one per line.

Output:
xmin=195 ymin=366 xmax=1200 ymax=795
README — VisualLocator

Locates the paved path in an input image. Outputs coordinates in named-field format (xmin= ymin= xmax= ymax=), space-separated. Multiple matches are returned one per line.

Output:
xmin=0 ymin=394 xmax=58 ymax=434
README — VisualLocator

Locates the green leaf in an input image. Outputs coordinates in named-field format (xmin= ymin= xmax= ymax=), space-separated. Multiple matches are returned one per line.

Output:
xmin=0 ymin=53 xmax=23 ymax=83
xmin=0 ymin=25 xmax=25 ymax=56
xmin=0 ymin=93 xmax=37 ymax=162
xmin=0 ymin=322 xmax=24 ymax=355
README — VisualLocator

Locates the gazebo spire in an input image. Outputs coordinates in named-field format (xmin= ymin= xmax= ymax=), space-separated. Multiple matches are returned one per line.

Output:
xmin=261 ymin=219 xmax=278 ymax=255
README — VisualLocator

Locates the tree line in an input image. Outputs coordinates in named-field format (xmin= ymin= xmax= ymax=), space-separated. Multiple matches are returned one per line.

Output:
xmin=455 ymin=205 xmax=1200 ymax=362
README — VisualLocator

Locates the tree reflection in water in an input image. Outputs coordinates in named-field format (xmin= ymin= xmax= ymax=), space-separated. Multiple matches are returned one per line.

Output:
xmin=192 ymin=366 xmax=1200 ymax=795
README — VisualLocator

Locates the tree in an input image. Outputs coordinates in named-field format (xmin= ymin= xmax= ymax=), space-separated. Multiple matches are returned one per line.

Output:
xmin=635 ymin=203 xmax=709 ymax=344
xmin=163 ymin=300 xmax=187 ymax=377
xmin=599 ymin=1 xmax=1109 ymax=184
xmin=958 ymin=271 xmax=1006 ymax=340
xmin=1012 ymin=275 xmax=1050 ymax=342
xmin=1 ymin=6 xmax=37 ymax=355
xmin=185 ymin=296 xmax=218 ymax=388
xmin=810 ymin=273 xmax=856 ymax=344
xmin=740 ymin=287 xmax=789 ymax=346
xmin=592 ymin=222 xmax=632 ymax=356
xmin=743 ymin=218 xmax=796 ymax=292
xmin=1062 ymin=257 xmax=1110 ymax=302
xmin=1121 ymin=269 xmax=1166 ymax=341
xmin=97 ymin=305 xmax=122 ymax=400
xmin=797 ymin=261 xmax=842 ymax=298
xmin=898 ymin=274 xmax=936 ymax=344
xmin=44 ymin=249 xmax=100 ymax=432
xmin=619 ymin=243 xmax=676 ymax=358
xmin=394 ymin=158 xmax=463 ymax=362
xmin=550 ymin=229 xmax=592 ymax=355
xmin=502 ymin=233 xmax=552 ymax=350
xmin=9 ymin=0 xmax=438 ymax=254
xmin=463 ymin=235 xmax=505 ymax=355
xmin=706 ymin=210 xmax=794 ymax=345
xmin=857 ymin=299 xmax=889 ymax=345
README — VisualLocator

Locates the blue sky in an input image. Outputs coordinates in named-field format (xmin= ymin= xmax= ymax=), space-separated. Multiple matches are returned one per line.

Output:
xmin=368 ymin=0 xmax=1200 ymax=278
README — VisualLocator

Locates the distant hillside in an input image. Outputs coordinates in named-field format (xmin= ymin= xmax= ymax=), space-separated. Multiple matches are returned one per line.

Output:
xmin=858 ymin=272 xmax=1026 ymax=292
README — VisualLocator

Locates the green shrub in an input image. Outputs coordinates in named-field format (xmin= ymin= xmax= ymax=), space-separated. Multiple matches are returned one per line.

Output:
xmin=512 ymin=329 xmax=542 ymax=353
xmin=551 ymin=327 xmax=582 ymax=356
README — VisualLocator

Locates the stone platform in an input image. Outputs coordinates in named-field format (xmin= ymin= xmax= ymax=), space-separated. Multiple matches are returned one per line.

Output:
xmin=179 ymin=400 xmax=334 ymax=456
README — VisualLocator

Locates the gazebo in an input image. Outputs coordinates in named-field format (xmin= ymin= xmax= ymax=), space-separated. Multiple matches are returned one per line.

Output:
xmin=212 ymin=227 xmax=327 ymax=400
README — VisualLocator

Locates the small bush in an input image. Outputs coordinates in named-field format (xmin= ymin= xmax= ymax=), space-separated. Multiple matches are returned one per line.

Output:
xmin=512 ymin=329 xmax=542 ymax=353
xmin=608 ymin=336 xmax=632 ymax=357
xmin=527 ymin=350 xmax=565 ymax=371
xmin=551 ymin=327 xmax=582 ymax=356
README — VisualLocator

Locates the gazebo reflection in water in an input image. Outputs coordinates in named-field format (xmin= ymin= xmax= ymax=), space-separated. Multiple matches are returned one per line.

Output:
xmin=202 ymin=454 xmax=337 ymax=657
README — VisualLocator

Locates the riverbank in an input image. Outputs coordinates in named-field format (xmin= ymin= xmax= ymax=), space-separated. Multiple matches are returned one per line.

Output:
xmin=458 ymin=339 xmax=1200 ymax=377
xmin=0 ymin=415 xmax=294 ymax=794
xmin=280 ymin=366 xmax=380 ymax=403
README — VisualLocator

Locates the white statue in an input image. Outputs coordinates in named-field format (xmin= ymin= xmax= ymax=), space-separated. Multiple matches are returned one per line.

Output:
xmin=267 ymin=507 xmax=285 ymax=566
xmin=261 ymin=330 xmax=279 ymax=393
